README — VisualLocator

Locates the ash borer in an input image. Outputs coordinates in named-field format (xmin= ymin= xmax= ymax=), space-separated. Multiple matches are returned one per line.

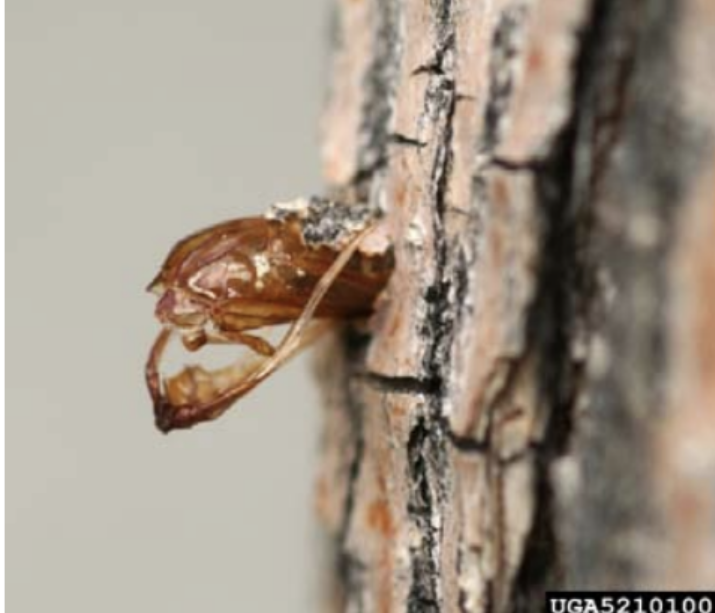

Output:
xmin=146 ymin=198 xmax=392 ymax=432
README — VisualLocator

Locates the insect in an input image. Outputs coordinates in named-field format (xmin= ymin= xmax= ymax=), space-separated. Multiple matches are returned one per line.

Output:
xmin=146 ymin=197 xmax=393 ymax=433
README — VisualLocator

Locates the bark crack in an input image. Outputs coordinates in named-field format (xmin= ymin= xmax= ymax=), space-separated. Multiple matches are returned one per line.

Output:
xmin=407 ymin=416 xmax=447 ymax=613
xmin=387 ymin=133 xmax=429 ymax=148
xmin=405 ymin=2 xmax=458 ymax=609
xmin=357 ymin=371 xmax=442 ymax=396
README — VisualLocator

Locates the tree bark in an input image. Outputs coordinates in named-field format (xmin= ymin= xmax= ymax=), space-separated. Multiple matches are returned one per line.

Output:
xmin=314 ymin=1 xmax=715 ymax=611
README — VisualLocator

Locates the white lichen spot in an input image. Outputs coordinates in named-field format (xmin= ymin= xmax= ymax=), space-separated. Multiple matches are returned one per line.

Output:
xmin=430 ymin=513 xmax=442 ymax=531
xmin=266 ymin=197 xmax=311 ymax=220
xmin=552 ymin=455 xmax=582 ymax=505
xmin=588 ymin=334 xmax=611 ymax=379
xmin=628 ymin=211 xmax=662 ymax=249
xmin=405 ymin=220 xmax=426 ymax=249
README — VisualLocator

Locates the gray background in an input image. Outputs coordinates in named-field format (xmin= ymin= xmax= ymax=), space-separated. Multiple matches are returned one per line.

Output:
xmin=8 ymin=1 xmax=331 ymax=611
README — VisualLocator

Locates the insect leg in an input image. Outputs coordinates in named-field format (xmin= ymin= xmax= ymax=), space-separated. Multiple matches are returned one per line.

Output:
xmin=213 ymin=330 xmax=277 ymax=357
xmin=145 ymin=327 xmax=173 ymax=413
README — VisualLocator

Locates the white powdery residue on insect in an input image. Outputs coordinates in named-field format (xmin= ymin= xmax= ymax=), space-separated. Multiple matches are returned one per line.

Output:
xmin=226 ymin=261 xmax=253 ymax=282
xmin=187 ymin=276 xmax=217 ymax=299
xmin=253 ymin=253 xmax=271 ymax=291
xmin=188 ymin=260 xmax=252 ymax=298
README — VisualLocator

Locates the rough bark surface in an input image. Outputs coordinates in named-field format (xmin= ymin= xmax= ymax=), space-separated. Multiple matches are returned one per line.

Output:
xmin=315 ymin=1 xmax=715 ymax=611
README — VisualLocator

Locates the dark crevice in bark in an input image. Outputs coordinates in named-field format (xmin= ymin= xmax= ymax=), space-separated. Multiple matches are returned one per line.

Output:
xmin=388 ymin=133 xmax=429 ymax=148
xmin=511 ymin=460 xmax=558 ymax=613
xmin=446 ymin=425 xmax=490 ymax=454
xmin=482 ymin=4 xmax=530 ymax=153
xmin=357 ymin=0 xmax=402 ymax=175
xmin=412 ymin=62 xmax=446 ymax=77
xmin=334 ymin=333 xmax=370 ymax=610
xmin=335 ymin=434 xmax=366 ymax=611
xmin=338 ymin=402 xmax=365 ymax=552
xmin=347 ymin=157 xmax=389 ymax=200
xmin=405 ymin=2 xmax=457 ymax=610
xmin=449 ymin=244 xmax=471 ymax=347
xmin=336 ymin=553 xmax=367 ymax=613
xmin=511 ymin=0 xmax=617 ymax=605
xmin=413 ymin=0 xmax=455 ymax=79
xmin=357 ymin=371 xmax=442 ymax=396
xmin=422 ymin=78 xmax=457 ymax=376
xmin=407 ymin=416 xmax=446 ymax=613
xmin=490 ymin=156 xmax=546 ymax=173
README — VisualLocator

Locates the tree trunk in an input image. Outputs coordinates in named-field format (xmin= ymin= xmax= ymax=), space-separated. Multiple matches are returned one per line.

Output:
xmin=314 ymin=1 xmax=715 ymax=611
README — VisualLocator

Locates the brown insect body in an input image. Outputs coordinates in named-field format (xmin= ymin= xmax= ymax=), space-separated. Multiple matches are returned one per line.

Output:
xmin=146 ymin=199 xmax=391 ymax=433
